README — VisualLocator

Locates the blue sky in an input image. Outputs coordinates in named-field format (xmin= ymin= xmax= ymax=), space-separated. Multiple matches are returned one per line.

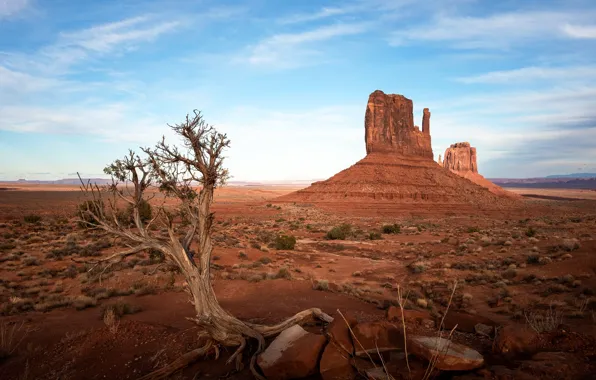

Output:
xmin=1 ymin=0 xmax=595 ymax=181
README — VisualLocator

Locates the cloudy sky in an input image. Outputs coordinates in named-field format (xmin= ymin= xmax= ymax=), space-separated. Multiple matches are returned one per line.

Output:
xmin=1 ymin=0 xmax=595 ymax=181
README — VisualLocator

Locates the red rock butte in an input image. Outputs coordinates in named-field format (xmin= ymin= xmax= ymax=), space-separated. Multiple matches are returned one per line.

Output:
xmin=442 ymin=142 xmax=521 ymax=199
xmin=276 ymin=90 xmax=515 ymax=207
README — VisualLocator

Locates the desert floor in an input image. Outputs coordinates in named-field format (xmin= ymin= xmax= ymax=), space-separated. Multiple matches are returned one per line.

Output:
xmin=0 ymin=184 xmax=595 ymax=380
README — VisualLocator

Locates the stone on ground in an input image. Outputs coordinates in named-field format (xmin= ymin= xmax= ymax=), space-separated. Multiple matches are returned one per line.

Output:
xmin=493 ymin=324 xmax=540 ymax=356
xmin=408 ymin=335 xmax=484 ymax=371
xmin=320 ymin=342 xmax=357 ymax=380
xmin=327 ymin=310 xmax=357 ymax=355
xmin=257 ymin=324 xmax=327 ymax=380
xmin=352 ymin=321 xmax=404 ymax=357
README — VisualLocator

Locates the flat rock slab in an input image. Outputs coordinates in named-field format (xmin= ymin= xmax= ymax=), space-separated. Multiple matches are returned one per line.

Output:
xmin=409 ymin=336 xmax=484 ymax=371
xmin=353 ymin=321 xmax=404 ymax=357
xmin=257 ymin=324 xmax=327 ymax=380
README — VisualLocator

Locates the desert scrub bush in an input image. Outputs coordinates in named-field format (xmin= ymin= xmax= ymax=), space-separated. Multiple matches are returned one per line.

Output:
xmin=368 ymin=232 xmax=383 ymax=240
xmin=274 ymin=234 xmax=296 ymax=250
xmin=0 ymin=243 xmax=16 ymax=252
xmin=525 ymin=227 xmax=537 ymax=237
xmin=381 ymin=224 xmax=401 ymax=234
xmin=126 ymin=199 xmax=153 ymax=223
xmin=131 ymin=281 xmax=158 ymax=296
xmin=258 ymin=256 xmax=272 ymax=265
xmin=71 ymin=295 xmax=97 ymax=310
xmin=467 ymin=226 xmax=480 ymax=233
xmin=325 ymin=223 xmax=352 ymax=240
xmin=526 ymin=253 xmax=540 ymax=264
xmin=274 ymin=267 xmax=291 ymax=280
xmin=76 ymin=200 xmax=105 ymax=228
xmin=148 ymin=249 xmax=165 ymax=264
xmin=238 ymin=251 xmax=248 ymax=260
xmin=313 ymin=279 xmax=329 ymax=291
xmin=34 ymin=295 xmax=71 ymax=312
xmin=409 ymin=261 xmax=429 ymax=274
xmin=23 ymin=214 xmax=41 ymax=224
xmin=22 ymin=257 xmax=40 ymax=266
xmin=560 ymin=238 xmax=580 ymax=251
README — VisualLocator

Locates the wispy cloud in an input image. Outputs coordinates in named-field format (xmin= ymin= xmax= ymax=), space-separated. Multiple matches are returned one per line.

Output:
xmin=0 ymin=15 xmax=183 ymax=76
xmin=455 ymin=66 xmax=596 ymax=84
xmin=277 ymin=6 xmax=356 ymax=25
xmin=562 ymin=24 xmax=596 ymax=39
xmin=245 ymin=22 xmax=370 ymax=68
xmin=0 ymin=0 xmax=28 ymax=18
xmin=390 ymin=11 xmax=596 ymax=49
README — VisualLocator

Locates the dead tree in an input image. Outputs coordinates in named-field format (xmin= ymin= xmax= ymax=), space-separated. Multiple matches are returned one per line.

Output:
xmin=77 ymin=111 xmax=332 ymax=379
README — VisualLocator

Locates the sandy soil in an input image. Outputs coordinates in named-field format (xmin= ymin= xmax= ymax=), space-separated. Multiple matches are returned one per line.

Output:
xmin=0 ymin=185 xmax=595 ymax=379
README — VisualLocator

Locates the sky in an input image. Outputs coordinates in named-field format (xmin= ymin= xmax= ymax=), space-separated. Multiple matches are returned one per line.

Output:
xmin=1 ymin=0 xmax=595 ymax=181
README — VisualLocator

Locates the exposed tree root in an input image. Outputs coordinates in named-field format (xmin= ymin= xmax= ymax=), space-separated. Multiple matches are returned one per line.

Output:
xmin=248 ymin=308 xmax=334 ymax=337
xmin=139 ymin=308 xmax=334 ymax=380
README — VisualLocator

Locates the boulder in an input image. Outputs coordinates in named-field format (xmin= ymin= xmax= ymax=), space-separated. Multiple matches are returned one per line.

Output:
xmin=320 ymin=342 xmax=357 ymax=380
xmin=327 ymin=311 xmax=357 ymax=355
xmin=352 ymin=321 xmax=404 ymax=357
xmin=493 ymin=324 xmax=540 ymax=356
xmin=408 ymin=336 xmax=484 ymax=371
xmin=257 ymin=324 xmax=327 ymax=380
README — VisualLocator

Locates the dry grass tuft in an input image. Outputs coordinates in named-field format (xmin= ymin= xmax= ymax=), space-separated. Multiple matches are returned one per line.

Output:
xmin=103 ymin=307 xmax=120 ymax=335
xmin=0 ymin=321 xmax=28 ymax=360
xmin=524 ymin=305 xmax=563 ymax=333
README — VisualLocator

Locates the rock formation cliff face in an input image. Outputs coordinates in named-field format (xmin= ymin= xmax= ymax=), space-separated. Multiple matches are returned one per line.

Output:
xmin=276 ymin=90 xmax=516 ymax=207
xmin=442 ymin=142 xmax=520 ymax=199
xmin=443 ymin=142 xmax=478 ymax=173
xmin=364 ymin=90 xmax=433 ymax=159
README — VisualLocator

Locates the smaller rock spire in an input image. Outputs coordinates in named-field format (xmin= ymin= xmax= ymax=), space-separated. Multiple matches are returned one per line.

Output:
xmin=422 ymin=108 xmax=430 ymax=135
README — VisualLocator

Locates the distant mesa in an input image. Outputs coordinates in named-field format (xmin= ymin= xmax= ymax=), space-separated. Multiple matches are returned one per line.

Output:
xmin=277 ymin=90 xmax=514 ymax=206
xmin=442 ymin=142 xmax=520 ymax=199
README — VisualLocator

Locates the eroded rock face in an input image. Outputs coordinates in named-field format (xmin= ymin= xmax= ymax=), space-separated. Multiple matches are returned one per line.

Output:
xmin=442 ymin=142 xmax=478 ymax=173
xmin=365 ymin=90 xmax=433 ymax=158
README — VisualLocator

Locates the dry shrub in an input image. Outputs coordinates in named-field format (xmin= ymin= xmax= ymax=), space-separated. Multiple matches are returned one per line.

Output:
xmin=103 ymin=307 xmax=120 ymax=335
xmin=0 ymin=321 xmax=28 ymax=360
xmin=524 ymin=306 xmax=563 ymax=333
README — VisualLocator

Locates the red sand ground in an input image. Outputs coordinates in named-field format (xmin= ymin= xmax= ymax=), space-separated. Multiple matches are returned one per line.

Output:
xmin=0 ymin=184 xmax=595 ymax=379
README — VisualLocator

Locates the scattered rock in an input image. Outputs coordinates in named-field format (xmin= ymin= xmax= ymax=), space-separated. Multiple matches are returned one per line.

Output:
xmin=257 ymin=324 xmax=327 ymax=380
xmin=408 ymin=335 xmax=484 ymax=371
xmin=320 ymin=342 xmax=356 ymax=380
xmin=327 ymin=311 xmax=357 ymax=355
xmin=352 ymin=321 xmax=403 ymax=357
xmin=494 ymin=324 xmax=540 ymax=356
xmin=474 ymin=323 xmax=494 ymax=338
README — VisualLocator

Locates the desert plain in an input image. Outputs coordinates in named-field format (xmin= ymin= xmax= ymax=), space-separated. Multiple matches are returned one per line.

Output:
xmin=0 ymin=180 xmax=595 ymax=380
